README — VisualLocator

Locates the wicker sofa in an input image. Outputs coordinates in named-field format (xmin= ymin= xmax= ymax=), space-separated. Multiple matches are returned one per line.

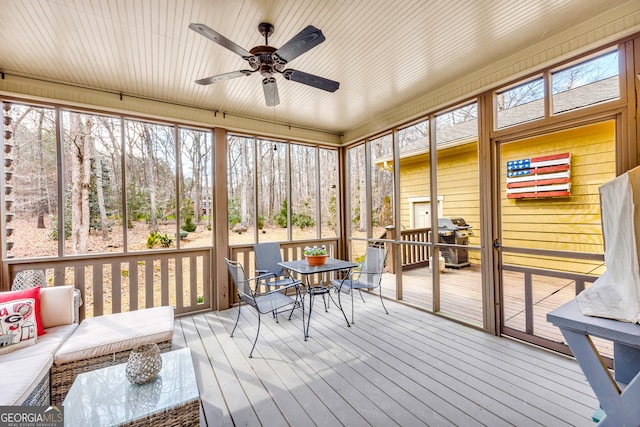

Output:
xmin=0 ymin=285 xmax=175 ymax=406
xmin=1 ymin=285 xmax=77 ymax=405
xmin=50 ymin=305 xmax=174 ymax=405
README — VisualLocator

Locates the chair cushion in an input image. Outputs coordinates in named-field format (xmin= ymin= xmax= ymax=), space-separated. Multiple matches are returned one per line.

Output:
xmin=1 ymin=323 xmax=77 ymax=363
xmin=0 ymin=286 xmax=45 ymax=337
xmin=0 ymin=352 xmax=52 ymax=405
xmin=40 ymin=286 xmax=75 ymax=328
xmin=54 ymin=306 xmax=174 ymax=364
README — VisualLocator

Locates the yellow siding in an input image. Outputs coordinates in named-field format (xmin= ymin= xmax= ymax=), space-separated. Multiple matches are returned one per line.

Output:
xmin=499 ymin=120 xmax=615 ymax=272
xmin=397 ymin=120 xmax=615 ymax=273
xmin=398 ymin=143 xmax=481 ymax=262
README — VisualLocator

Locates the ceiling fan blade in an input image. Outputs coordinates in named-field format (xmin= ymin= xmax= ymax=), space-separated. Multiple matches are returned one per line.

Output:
xmin=195 ymin=70 xmax=253 ymax=85
xmin=262 ymin=77 xmax=280 ymax=106
xmin=189 ymin=23 xmax=255 ymax=61
xmin=272 ymin=25 xmax=325 ymax=64
xmin=283 ymin=69 xmax=339 ymax=92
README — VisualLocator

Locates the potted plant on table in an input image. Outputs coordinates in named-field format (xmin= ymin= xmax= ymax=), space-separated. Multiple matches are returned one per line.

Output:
xmin=304 ymin=246 xmax=328 ymax=266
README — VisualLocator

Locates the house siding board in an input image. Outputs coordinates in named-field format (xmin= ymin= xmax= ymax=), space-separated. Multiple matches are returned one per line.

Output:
xmin=398 ymin=144 xmax=481 ymax=263
xmin=438 ymin=150 xmax=481 ymax=262
xmin=500 ymin=121 xmax=614 ymax=272
xmin=396 ymin=121 xmax=613 ymax=273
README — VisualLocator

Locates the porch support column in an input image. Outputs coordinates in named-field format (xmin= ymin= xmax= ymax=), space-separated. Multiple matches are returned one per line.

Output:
xmin=213 ymin=127 xmax=230 ymax=310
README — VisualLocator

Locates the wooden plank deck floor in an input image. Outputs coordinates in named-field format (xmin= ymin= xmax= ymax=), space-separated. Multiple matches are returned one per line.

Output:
xmin=379 ymin=264 xmax=613 ymax=357
xmin=174 ymin=294 xmax=598 ymax=426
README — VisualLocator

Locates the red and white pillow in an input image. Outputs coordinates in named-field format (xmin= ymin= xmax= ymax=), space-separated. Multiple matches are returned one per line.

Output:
xmin=0 ymin=287 xmax=44 ymax=355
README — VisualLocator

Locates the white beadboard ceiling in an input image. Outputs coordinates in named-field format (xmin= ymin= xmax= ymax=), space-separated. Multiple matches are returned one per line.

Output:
xmin=0 ymin=0 xmax=633 ymax=135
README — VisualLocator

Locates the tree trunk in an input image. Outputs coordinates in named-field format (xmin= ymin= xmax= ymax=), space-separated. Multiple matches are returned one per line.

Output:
xmin=144 ymin=125 xmax=158 ymax=232
xmin=240 ymin=140 xmax=248 ymax=226
xmin=36 ymin=110 xmax=46 ymax=228
xmin=94 ymin=155 xmax=109 ymax=240
xmin=70 ymin=114 xmax=91 ymax=254
xmin=192 ymin=132 xmax=203 ymax=226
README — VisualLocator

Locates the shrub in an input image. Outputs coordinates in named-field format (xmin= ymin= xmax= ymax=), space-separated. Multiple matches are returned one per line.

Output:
xmin=146 ymin=231 xmax=160 ymax=248
xmin=182 ymin=215 xmax=196 ymax=232
xmin=294 ymin=212 xmax=314 ymax=230
xmin=146 ymin=231 xmax=174 ymax=248
xmin=158 ymin=233 xmax=174 ymax=248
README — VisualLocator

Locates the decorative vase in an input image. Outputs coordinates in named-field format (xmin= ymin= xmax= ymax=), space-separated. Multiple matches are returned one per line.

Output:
xmin=125 ymin=343 xmax=163 ymax=384
xmin=306 ymin=254 xmax=328 ymax=266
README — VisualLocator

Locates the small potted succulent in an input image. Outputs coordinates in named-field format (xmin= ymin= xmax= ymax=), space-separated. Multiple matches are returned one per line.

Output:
xmin=304 ymin=245 xmax=328 ymax=266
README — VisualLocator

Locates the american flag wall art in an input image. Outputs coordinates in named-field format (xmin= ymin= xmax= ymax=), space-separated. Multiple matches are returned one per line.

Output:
xmin=506 ymin=152 xmax=571 ymax=199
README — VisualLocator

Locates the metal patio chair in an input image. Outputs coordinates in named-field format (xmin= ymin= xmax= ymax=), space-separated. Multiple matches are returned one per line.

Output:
xmin=225 ymin=258 xmax=305 ymax=358
xmin=253 ymin=242 xmax=301 ymax=291
xmin=330 ymin=245 xmax=389 ymax=324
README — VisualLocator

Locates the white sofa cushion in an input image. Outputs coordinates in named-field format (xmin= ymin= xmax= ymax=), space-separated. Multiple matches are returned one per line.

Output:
xmin=54 ymin=306 xmax=174 ymax=365
xmin=1 ymin=324 xmax=77 ymax=364
xmin=40 ymin=286 xmax=74 ymax=328
xmin=0 ymin=352 xmax=52 ymax=405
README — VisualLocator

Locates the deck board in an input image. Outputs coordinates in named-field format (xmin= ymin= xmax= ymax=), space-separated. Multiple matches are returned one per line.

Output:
xmin=176 ymin=295 xmax=598 ymax=427
xmin=379 ymin=265 xmax=613 ymax=356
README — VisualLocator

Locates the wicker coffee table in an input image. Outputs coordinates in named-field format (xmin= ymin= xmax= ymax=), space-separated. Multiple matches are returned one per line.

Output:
xmin=62 ymin=347 xmax=199 ymax=426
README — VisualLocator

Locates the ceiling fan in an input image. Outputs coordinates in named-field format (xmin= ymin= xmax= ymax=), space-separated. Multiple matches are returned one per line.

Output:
xmin=189 ymin=22 xmax=340 ymax=106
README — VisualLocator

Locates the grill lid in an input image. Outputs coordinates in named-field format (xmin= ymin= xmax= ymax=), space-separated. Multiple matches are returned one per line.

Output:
xmin=438 ymin=217 xmax=471 ymax=230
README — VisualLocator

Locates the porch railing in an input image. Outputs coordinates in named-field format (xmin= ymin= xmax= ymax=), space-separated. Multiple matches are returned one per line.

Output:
xmin=382 ymin=227 xmax=431 ymax=273
xmin=5 ymin=248 xmax=212 ymax=320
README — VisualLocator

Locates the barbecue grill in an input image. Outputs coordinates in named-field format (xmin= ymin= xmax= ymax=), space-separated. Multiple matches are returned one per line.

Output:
xmin=437 ymin=217 xmax=473 ymax=268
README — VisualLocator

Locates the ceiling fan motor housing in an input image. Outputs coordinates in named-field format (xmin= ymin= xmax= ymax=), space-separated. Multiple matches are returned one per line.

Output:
xmin=249 ymin=45 xmax=279 ymax=76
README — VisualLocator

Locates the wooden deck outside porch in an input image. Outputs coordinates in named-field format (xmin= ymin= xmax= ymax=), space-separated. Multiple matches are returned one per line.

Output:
xmin=174 ymin=294 xmax=598 ymax=426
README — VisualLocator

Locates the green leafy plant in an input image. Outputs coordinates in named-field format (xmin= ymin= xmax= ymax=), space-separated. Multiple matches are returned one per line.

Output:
xmin=146 ymin=231 xmax=174 ymax=248
xmin=158 ymin=233 xmax=174 ymax=248
xmin=293 ymin=212 xmax=314 ymax=230
xmin=275 ymin=199 xmax=288 ymax=228
xmin=146 ymin=231 xmax=160 ymax=248
xmin=197 ymin=295 xmax=204 ymax=304
xmin=228 ymin=197 xmax=241 ymax=229
xmin=182 ymin=215 xmax=196 ymax=232
xmin=304 ymin=246 xmax=328 ymax=256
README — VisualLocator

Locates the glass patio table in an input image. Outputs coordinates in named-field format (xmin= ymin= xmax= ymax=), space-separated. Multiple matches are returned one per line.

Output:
xmin=62 ymin=348 xmax=200 ymax=426
xmin=279 ymin=258 xmax=358 ymax=340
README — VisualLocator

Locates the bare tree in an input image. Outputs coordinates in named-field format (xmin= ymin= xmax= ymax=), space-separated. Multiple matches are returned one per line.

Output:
xmin=69 ymin=115 xmax=92 ymax=254
xmin=35 ymin=110 xmax=46 ymax=229
xmin=93 ymin=154 xmax=109 ymax=240
xmin=143 ymin=124 xmax=159 ymax=231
